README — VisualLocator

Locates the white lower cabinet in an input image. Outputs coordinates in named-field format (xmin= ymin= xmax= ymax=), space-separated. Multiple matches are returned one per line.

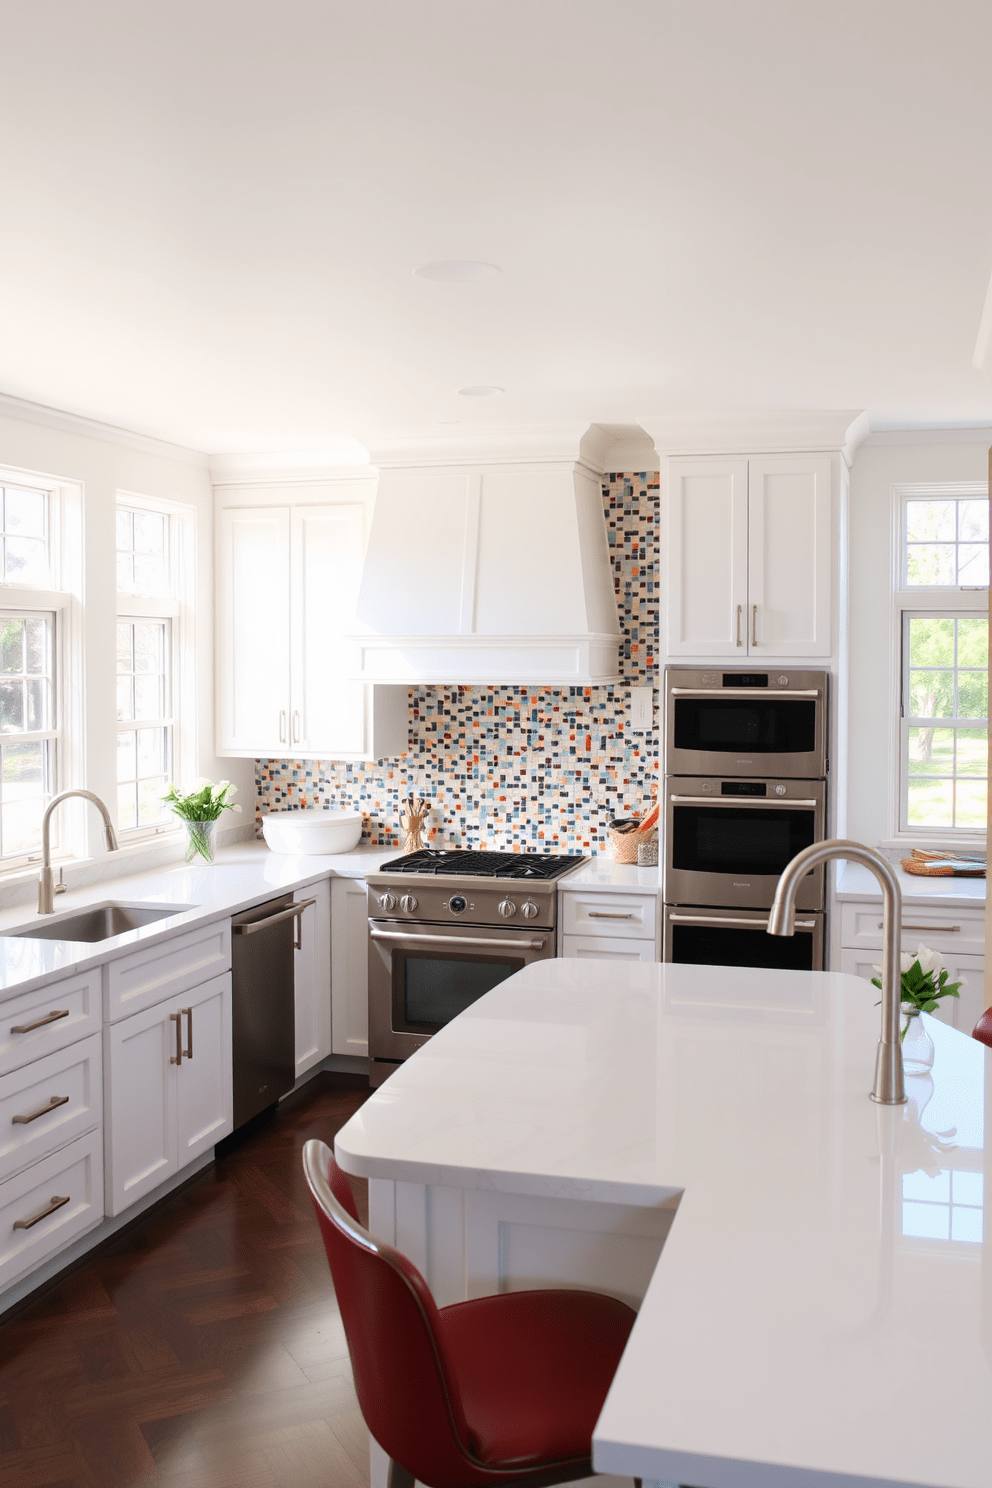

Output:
xmin=0 ymin=1127 xmax=103 ymax=1291
xmin=560 ymin=887 xmax=660 ymax=963
xmin=840 ymin=949 xmax=985 ymax=1035
xmin=294 ymin=879 xmax=332 ymax=1079
xmin=561 ymin=933 xmax=657 ymax=962
xmin=104 ymin=971 xmax=232 ymax=1217
xmin=838 ymin=899 xmax=986 ymax=1036
xmin=331 ymin=877 xmax=368 ymax=1057
xmin=0 ymin=1032 xmax=102 ymax=1181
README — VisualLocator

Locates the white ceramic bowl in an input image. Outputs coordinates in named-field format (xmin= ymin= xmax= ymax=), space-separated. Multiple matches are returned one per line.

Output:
xmin=261 ymin=809 xmax=364 ymax=855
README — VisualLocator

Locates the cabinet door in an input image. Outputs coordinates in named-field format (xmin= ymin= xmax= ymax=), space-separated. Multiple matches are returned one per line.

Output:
xmin=747 ymin=455 xmax=832 ymax=657
xmin=561 ymin=933 xmax=657 ymax=962
xmin=331 ymin=878 xmax=369 ymax=1057
xmin=294 ymin=879 xmax=332 ymax=1078
xmin=175 ymin=973 xmax=233 ymax=1165
xmin=839 ymin=949 xmax=985 ymax=1036
xmin=666 ymin=458 xmax=748 ymax=656
xmin=104 ymin=999 xmax=179 ymax=1216
xmin=216 ymin=505 xmax=291 ymax=755
xmin=291 ymin=504 xmax=368 ymax=757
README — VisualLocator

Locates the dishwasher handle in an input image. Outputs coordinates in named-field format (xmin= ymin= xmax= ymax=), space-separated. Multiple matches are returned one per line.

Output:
xmin=233 ymin=896 xmax=317 ymax=951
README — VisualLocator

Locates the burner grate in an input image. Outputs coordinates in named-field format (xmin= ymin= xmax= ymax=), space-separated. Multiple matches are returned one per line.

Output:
xmin=379 ymin=849 xmax=584 ymax=881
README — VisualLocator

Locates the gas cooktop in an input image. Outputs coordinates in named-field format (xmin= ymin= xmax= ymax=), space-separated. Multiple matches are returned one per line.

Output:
xmin=378 ymin=849 xmax=586 ymax=881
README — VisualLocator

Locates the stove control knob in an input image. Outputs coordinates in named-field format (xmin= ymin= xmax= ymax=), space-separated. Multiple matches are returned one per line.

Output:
xmin=521 ymin=901 xmax=539 ymax=919
xmin=774 ymin=785 xmax=787 ymax=796
xmin=400 ymin=894 xmax=418 ymax=913
xmin=498 ymin=898 xmax=517 ymax=918
xmin=378 ymin=892 xmax=397 ymax=912
xmin=449 ymin=895 xmax=467 ymax=914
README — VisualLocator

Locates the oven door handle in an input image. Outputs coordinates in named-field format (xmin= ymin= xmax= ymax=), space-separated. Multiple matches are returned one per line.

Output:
xmin=369 ymin=928 xmax=547 ymax=951
xmin=669 ymin=795 xmax=819 ymax=808
xmin=669 ymin=687 xmax=820 ymax=698
xmin=669 ymin=913 xmax=818 ymax=929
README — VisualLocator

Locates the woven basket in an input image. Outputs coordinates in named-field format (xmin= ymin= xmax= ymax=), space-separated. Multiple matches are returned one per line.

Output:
xmin=610 ymin=827 xmax=656 ymax=864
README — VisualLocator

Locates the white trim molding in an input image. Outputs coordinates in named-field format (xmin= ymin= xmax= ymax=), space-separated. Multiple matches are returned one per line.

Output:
xmin=0 ymin=393 xmax=209 ymax=468
xmin=640 ymin=410 xmax=866 ymax=462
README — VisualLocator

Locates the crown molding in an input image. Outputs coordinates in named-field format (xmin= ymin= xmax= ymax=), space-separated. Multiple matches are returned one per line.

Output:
xmin=0 ymin=392 xmax=210 ymax=467
xmin=363 ymin=422 xmax=599 ymax=471
xmin=860 ymin=423 xmax=992 ymax=447
xmin=209 ymin=445 xmax=373 ymax=485
xmin=639 ymin=410 xmax=866 ymax=463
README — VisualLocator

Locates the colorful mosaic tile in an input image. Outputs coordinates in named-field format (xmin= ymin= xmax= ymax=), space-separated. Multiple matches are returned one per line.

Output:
xmin=255 ymin=471 xmax=659 ymax=854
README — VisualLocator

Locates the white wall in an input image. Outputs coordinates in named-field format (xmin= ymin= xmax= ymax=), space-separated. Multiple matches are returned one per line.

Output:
xmin=846 ymin=431 xmax=991 ymax=848
xmin=0 ymin=402 xmax=254 ymax=867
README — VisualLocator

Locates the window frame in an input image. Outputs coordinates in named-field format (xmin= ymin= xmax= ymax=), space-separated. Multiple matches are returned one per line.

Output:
xmin=889 ymin=482 xmax=989 ymax=848
xmin=115 ymin=493 xmax=196 ymax=845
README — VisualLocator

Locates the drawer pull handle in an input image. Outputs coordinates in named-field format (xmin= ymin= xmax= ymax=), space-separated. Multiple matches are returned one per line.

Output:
xmin=12 ymin=1095 xmax=70 ymax=1126
xmin=234 ymin=897 xmax=316 ymax=952
xmin=11 ymin=1009 xmax=70 ymax=1035
xmin=13 ymin=1194 xmax=70 ymax=1230
xmin=182 ymin=1007 xmax=193 ymax=1060
xmin=588 ymin=911 xmax=635 ymax=920
xmin=170 ymin=1011 xmax=182 ymax=1066
xmin=878 ymin=923 xmax=961 ymax=933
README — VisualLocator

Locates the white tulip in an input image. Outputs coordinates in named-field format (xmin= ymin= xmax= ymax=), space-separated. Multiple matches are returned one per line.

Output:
xmin=913 ymin=945 xmax=944 ymax=979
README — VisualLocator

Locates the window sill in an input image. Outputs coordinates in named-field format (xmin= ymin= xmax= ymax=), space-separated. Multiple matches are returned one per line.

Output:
xmin=878 ymin=834 xmax=987 ymax=860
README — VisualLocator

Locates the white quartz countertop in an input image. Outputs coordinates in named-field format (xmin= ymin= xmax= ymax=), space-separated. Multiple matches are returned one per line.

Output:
xmin=558 ymin=855 xmax=662 ymax=893
xmin=335 ymin=959 xmax=991 ymax=1488
xmin=836 ymin=859 xmax=986 ymax=907
xmin=0 ymin=840 xmax=391 ymax=1001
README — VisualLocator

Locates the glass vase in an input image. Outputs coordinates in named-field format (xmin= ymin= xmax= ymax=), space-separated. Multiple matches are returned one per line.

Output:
xmin=902 ymin=1009 xmax=935 ymax=1076
xmin=184 ymin=819 xmax=216 ymax=865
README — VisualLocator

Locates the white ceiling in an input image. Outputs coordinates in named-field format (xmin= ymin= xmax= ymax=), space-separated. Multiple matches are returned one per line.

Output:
xmin=2 ymin=0 xmax=992 ymax=457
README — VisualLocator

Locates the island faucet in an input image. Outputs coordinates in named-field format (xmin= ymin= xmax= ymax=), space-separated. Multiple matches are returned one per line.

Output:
xmin=38 ymin=789 xmax=119 ymax=914
xmin=768 ymin=838 xmax=906 ymax=1106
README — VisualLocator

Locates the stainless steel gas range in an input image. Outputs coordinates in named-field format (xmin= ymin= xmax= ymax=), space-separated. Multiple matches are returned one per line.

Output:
xmin=366 ymin=849 xmax=586 ymax=1087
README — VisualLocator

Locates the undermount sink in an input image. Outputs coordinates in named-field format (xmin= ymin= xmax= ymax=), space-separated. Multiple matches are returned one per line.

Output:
xmin=7 ymin=901 xmax=193 ymax=943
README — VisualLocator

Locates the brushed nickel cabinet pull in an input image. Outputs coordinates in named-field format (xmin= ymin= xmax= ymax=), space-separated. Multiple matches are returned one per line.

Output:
xmin=588 ymin=911 xmax=635 ymax=920
xmin=233 ymin=897 xmax=316 ymax=950
xmin=279 ymin=710 xmax=287 ymax=743
xmin=170 ymin=1011 xmax=182 ymax=1065
xmin=182 ymin=1007 xmax=193 ymax=1060
xmin=292 ymin=710 xmax=301 ymax=743
xmin=879 ymin=922 xmax=961 ymax=933
xmin=13 ymin=1194 xmax=70 ymax=1230
xmin=735 ymin=604 xmax=742 ymax=647
xmin=12 ymin=1094 xmax=70 ymax=1126
xmin=11 ymin=1009 xmax=70 ymax=1035
xmin=751 ymin=603 xmax=758 ymax=646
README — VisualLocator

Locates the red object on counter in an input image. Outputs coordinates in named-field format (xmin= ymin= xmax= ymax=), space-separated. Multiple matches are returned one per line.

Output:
xmin=973 ymin=1008 xmax=992 ymax=1048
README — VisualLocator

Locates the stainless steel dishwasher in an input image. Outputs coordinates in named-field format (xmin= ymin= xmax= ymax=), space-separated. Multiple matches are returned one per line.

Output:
xmin=231 ymin=892 xmax=315 ymax=1130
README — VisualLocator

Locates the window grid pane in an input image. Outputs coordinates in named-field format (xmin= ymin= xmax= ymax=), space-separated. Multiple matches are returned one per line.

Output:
xmin=0 ymin=612 xmax=57 ymax=860
xmin=0 ymin=487 xmax=52 ymax=588
xmin=904 ymin=614 xmax=989 ymax=831
xmin=905 ymin=495 xmax=990 ymax=587
xmin=116 ymin=617 xmax=172 ymax=829
xmin=116 ymin=505 xmax=169 ymax=599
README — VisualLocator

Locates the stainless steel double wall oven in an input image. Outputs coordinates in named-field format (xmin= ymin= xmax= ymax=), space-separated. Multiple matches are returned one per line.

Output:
xmin=664 ymin=668 xmax=829 ymax=971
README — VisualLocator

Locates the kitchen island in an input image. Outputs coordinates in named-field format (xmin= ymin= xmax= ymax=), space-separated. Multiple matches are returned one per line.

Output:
xmin=335 ymin=958 xmax=991 ymax=1488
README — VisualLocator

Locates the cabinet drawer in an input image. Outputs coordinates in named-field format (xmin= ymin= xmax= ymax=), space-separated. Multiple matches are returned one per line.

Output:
xmin=0 ymin=1032 xmax=102 ymax=1181
xmin=840 ymin=902 xmax=985 ymax=957
xmin=839 ymin=948 xmax=985 ymax=1037
xmin=561 ymin=891 xmax=658 ymax=940
xmin=0 ymin=969 xmax=102 ymax=1076
xmin=105 ymin=920 xmax=232 ymax=1022
xmin=561 ymin=933 xmax=657 ymax=963
xmin=0 ymin=1127 xmax=103 ymax=1291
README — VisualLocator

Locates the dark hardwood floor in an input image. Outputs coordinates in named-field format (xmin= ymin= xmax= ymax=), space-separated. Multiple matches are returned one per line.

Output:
xmin=0 ymin=1074 xmax=372 ymax=1488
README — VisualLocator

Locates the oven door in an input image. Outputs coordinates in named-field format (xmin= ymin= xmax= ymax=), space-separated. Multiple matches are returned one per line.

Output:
xmin=665 ymin=783 xmax=825 ymax=910
xmin=667 ymin=678 xmax=826 ymax=777
xmin=664 ymin=907 xmax=824 ymax=971
xmin=367 ymin=918 xmax=553 ymax=1071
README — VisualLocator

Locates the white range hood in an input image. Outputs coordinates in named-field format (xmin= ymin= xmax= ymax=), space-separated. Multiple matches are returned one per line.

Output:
xmin=350 ymin=427 xmax=624 ymax=685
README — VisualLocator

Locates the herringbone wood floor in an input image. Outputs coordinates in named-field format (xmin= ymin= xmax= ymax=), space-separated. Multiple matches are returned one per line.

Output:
xmin=0 ymin=1074 xmax=372 ymax=1488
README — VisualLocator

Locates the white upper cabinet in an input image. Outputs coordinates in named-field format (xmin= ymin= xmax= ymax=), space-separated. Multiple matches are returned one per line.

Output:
xmin=666 ymin=453 xmax=833 ymax=659
xmin=215 ymin=481 xmax=407 ymax=760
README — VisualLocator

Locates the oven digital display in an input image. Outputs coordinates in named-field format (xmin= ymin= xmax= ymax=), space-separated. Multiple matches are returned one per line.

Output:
xmin=721 ymin=782 xmax=766 ymax=795
xmin=722 ymin=674 xmax=768 ymax=687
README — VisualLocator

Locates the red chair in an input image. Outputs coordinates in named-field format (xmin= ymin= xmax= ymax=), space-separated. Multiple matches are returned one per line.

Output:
xmin=973 ymin=1008 xmax=992 ymax=1048
xmin=303 ymin=1139 xmax=639 ymax=1488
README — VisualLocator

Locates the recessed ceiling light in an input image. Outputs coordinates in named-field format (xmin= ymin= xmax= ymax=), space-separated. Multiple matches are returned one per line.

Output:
xmin=414 ymin=260 xmax=501 ymax=282
xmin=457 ymin=385 xmax=504 ymax=397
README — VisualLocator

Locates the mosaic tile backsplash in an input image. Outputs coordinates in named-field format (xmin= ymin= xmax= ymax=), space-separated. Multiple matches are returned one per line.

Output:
xmin=255 ymin=471 xmax=660 ymax=854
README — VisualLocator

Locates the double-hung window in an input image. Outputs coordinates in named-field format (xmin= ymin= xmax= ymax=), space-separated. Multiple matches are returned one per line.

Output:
xmin=116 ymin=500 xmax=194 ymax=837
xmin=896 ymin=487 xmax=988 ymax=838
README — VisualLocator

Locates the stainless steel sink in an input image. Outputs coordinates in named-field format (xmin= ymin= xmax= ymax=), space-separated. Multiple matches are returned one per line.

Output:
xmin=7 ymin=901 xmax=193 ymax=943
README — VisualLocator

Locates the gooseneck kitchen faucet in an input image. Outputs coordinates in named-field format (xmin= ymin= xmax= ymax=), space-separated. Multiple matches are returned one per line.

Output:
xmin=768 ymin=839 xmax=906 ymax=1106
xmin=38 ymin=789 xmax=119 ymax=914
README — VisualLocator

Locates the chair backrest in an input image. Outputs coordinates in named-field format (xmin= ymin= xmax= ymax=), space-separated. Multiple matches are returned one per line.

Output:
xmin=973 ymin=1007 xmax=992 ymax=1049
xmin=302 ymin=1139 xmax=481 ymax=1488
